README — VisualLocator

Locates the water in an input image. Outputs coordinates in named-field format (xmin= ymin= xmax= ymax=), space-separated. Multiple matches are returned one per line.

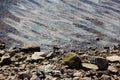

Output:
xmin=0 ymin=0 xmax=120 ymax=49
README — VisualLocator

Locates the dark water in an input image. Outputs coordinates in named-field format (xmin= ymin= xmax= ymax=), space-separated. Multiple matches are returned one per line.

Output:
xmin=0 ymin=0 xmax=120 ymax=49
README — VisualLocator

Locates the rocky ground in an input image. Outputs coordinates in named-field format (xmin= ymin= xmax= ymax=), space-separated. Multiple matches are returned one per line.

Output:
xmin=0 ymin=40 xmax=120 ymax=80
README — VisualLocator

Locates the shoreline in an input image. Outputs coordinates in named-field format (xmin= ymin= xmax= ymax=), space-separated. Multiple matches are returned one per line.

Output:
xmin=0 ymin=41 xmax=120 ymax=80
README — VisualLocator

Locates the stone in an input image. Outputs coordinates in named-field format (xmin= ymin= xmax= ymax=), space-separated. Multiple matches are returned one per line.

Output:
xmin=101 ymin=74 xmax=110 ymax=80
xmin=82 ymin=63 xmax=98 ymax=70
xmin=0 ymin=40 xmax=5 ymax=50
xmin=46 ymin=52 xmax=54 ymax=59
xmin=8 ymin=47 xmax=20 ymax=54
xmin=94 ymin=57 xmax=108 ymax=70
xmin=31 ymin=52 xmax=46 ymax=60
xmin=106 ymin=55 xmax=120 ymax=62
xmin=38 ymin=64 xmax=54 ymax=74
xmin=73 ymin=77 xmax=80 ymax=80
xmin=1 ymin=54 xmax=11 ymax=65
xmin=108 ymin=66 xmax=118 ymax=73
xmin=20 ymin=44 xmax=40 ymax=52
xmin=73 ymin=71 xmax=82 ymax=77
xmin=63 ymin=52 xmax=82 ymax=69
xmin=18 ymin=72 xmax=31 ymax=80
xmin=30 ymin=74 xmax=40 ymax=80
xmin=19 ymin=64 xmax=26 ymax=70
xmin=0 ymin=50 xmax=5 ymax=56
xmin=52 ymin=70 xmax=61 ymax=77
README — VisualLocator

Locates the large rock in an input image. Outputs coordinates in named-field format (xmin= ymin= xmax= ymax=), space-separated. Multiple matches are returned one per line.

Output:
xmin=63 ymin=52 xmax=82 ymax=69
xmin=94 ymin=57 xmax=108 ymax=70
xmin=20 ymin=44 xmax=40 ymax=52
xmin=82 ymin=63 xmax=98 ymax=70
xmin=106 ymin=55 xmax=120 ymax=62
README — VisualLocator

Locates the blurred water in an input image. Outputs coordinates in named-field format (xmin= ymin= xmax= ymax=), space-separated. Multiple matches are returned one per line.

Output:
xmin=0 ymin=0 xmax=120 ymax=48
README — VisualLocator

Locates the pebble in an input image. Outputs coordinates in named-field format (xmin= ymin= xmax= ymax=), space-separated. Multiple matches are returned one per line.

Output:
xmin=31 ymin=52 xmax=46 ymax=60
xmin=82 ymin=63 xmax=98 ymax=70
xmin=108 ymin=66 xmax=118 ymax=73
xmin=106 ymin=55 xmax=120 ymax=62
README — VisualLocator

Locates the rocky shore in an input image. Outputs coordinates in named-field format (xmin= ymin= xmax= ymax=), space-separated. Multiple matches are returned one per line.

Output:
xmin=0 ymin=41 xmax=120 ymax=80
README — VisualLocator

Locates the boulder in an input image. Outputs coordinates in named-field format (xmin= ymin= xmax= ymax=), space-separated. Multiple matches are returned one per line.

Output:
xmin=106 ymin=55 xmax=120 ymax=62
xmin=63 ymin=52 xmax=82 ymax=69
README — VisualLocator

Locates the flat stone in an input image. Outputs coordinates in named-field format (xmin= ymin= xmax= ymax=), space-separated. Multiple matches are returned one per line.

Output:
xmin=31 ymin=52 xmax=46 ymax=60
xmin=82 ymin=63 xmax=98 ymax=70
xmin=101 ymin=74 xmax=110 ymax=80
xmin=63 ymin=52 xmax=82 ymax=69
xmin=20 ymin=44 xmax=40 ymax=52
xmin=106 ymin=55 xmax=120 ymax=62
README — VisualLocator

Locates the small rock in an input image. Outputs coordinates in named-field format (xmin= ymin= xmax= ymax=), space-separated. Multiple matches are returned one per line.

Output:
xmin=73 ymin=77 xmax=80 ymax=80
xmin=82 ymin=63 xmax=98 ymax=70
xmin=8 ymin=47 xmax=20 ymax=54
xmin=31 ymin=52 xmax=46 ymax=60
xmin=63 ymin=52 xmax=82 ymax=69
xmin=0 ymin=40 xmax=5 ymax=50
xmin=101 ymin=74 xmax=110 ymax=80
xmin=52 ymin=70 xmax=61 ymax=77
xmin=1 ymin=54 xmax=11 ymax=65
xmin=0 ymin=50 xmax=5 ymax=56
xmin=73 ymin=71 xmax=82 ymax=77
xmin=94 ymin=57 xmax=108 ymax=70
xmin=30 ymin=74 xmax=40 ymax=80
xmin=19 ymin=64 xmax=26 ymax=70
xmin=18 ymin=72 xmax=31 ymax=80
xmin=20 ymin=44 xmax=40 ymax=52
xmin=38 ymin=64 xmax=54 ymax=74
xmin=46 ymin=52 xmax=54 ymax=59
xmin=108 ymin=66 xmax=118 ymax=73
xmin=106 ymin=55 xmax=120 ymax=62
